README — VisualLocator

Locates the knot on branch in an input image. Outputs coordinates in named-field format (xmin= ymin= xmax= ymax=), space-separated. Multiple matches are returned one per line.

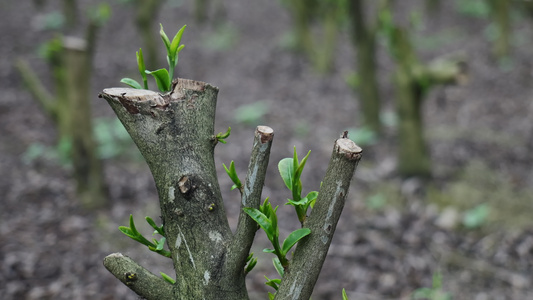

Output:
xmin=178 ymin=175 xmax=196 ymax=197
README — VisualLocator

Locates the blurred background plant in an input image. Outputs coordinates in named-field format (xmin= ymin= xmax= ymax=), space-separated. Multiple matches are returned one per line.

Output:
xmin=412 ymin=271 xmax=452 ymax=300
xmin=17 ymin=1 xmax=111 ymax=209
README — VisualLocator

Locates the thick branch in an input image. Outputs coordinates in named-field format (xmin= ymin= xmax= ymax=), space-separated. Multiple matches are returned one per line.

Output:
xmin=15 ymin=59 xmax=57 ymax=121
xmin=228 ymin=125 xmax=274 ymax=274
xmin=103 ymin=253 xmax=174 ymax=300
xmin=275 ymin=137 xmax=362 ymax=300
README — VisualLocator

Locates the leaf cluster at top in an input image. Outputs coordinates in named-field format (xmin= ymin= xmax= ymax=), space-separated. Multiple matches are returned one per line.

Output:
xmin=121 ymin=24 xmax=186 ymax=93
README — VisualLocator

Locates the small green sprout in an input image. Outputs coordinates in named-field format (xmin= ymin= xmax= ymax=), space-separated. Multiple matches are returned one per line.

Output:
xmin=121 ymin=48 xmax=148 ymax=90
xmin=278 ymin=147 xmax=318 ymax=225
xmin=118 ymin=214 xmax=171 ymax=258
xmin=223 ymin=160 xmax=242 ymax=191
xmin=342 ymin=288 xmax=349 ymax=300
xmin=216 ymin=126 xmax=231 ymax=144
xmin=120 ymin=24 xmax=186 ymax=93
xmin=244 ymin=252 xmax=258 ymax=275
xmin=244 ymin=198 xmax=311 ymax=271
xmin=263 ymin=257 xmax=285 ymax=299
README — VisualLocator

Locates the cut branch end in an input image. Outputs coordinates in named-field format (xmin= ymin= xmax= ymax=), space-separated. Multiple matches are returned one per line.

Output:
xmin=335 ymin=138 xmax=363 ymax=160
xmin=256 ymin=125 xmax=274 ymax=143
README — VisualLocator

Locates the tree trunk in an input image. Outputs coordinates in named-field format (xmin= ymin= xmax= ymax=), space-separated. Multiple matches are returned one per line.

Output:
xmin=134 ymin=0 xmax=163 ymax=68
xmin=63 ymin=37 xmax=108 ymax=209
xmin=100 ymin=79 xmax=362 ymax=299
xmin=348 ymin=0 xmax=381 ymax=134
xmin=194 ymin=0 xmax=209 ymax=23
xmin=425 ymin=0 xmax=441 ymax=14
xmin=395 ymin=67 xmax=431 ymax=178
xmin=389 ymin=28 xmax=466 ymax=178
xmin=488 ymin=0 xmax=511 ymax=58
xmin=16 ymin=34 xmax=108 ymax=209
xmin=63 ymin=0 xmax=78 ymax=30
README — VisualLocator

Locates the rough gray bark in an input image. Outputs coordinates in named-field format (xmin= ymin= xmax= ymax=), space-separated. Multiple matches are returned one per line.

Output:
xmin=100 ymin=78 xmax=362 ymax=299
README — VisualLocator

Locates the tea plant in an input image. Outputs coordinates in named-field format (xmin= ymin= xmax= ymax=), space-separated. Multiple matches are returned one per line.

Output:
xmin=102 ymin=23 xmax=362 ymax=300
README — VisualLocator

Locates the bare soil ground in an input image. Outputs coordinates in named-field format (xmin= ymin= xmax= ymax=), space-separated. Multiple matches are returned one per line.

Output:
xmin=1 ymin=0 xmax=533 ymax=299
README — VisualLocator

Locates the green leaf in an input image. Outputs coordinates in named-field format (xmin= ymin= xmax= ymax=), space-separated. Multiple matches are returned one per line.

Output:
xmin=260 ymin=197 xmax=271 ymax=215
xmin=145 ymin=68 xmax=171 ymax=92
xmin=281 ymin=228 xmax=311 ymax=256
xmin=278 ymin=158 xmax=295 ymax=190
xmin=145 ymin=216 xmax=157 ymax=228
xmin=243 ymin=208 xmax=273 ymax=240
xmin=120 ymin=78 xmax=143 ymax=89
xmin=286 ymin=197 xmax=309 ymax=206
xmin=432 ymin=271 xmax=442 ymax=289
xmin=286 ymin=191 xmax=318 ymax=211
xmin=244 ymin=257 xmax=257 ymax=274
xmin=223 ymin=160 xmax=242 ymax=190
xmin=170 ymin=25 xmax=187 ymax=62
xmin=263 ymin=248 xmax=275 ymax=253
xmin=462 ymin=203 xmax=490 ymax=229
xmin=159 ymin=24 xmax=171 ymax=55
xmin=233 ymin=101 xmax=269 ymax=125
xmin=145 ymin=216 xmax=163 ymax=235
xmin=160 ymin=272 xmax=176 ymax=284
xmin=413 ymin=287 xmax=433 ymax=299
xmin=342 ymin=288 xmax=349 ymax=300
xmin=292 ymin=147 xmax=299 ymax=177
xmin=217 ymin=126 xmax=231 ymax=139
xmin=155 ymin=237 xmax=166 ymax=251
xmin=118 ymin=226 xmax=135 ymax=238
xmin=270 ymin=206 xmax=279 ymax=239
xmin=272 ymin=257 xmax=284 ymax=277
xmin=305 ymin=191 xmax=319 ymax=208
xmin=129 ymin=214 xmax=139 ymax=235
xmin=136 ymin=48 xmax=148 ymax=89
xmin=294 ymin=150 xmax=311 ymax=185
xmin=87 ymin=3 xmax=111 ymax=26
xmin=127 ymin=215 xmax=155 ymax=247
xmin=268 ymin=292 xmax=276 ymax=300
xmin=264 ymin=276 xmax=281 ymax=290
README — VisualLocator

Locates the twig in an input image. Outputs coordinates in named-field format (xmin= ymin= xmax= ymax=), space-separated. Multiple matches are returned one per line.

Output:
xmin=103 ymin=253 xmax=174 ymax=300
xmin=229 ymin=125 xmax=274 ymax=275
